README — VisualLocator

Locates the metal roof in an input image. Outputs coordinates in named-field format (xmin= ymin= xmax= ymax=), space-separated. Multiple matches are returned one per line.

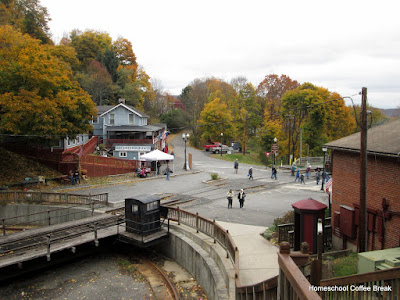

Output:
xmin=125 ymin=194 xmax=160 ymax=204
xmin=292 ymin=198 xmax=327 ymax=211
xmin=325 ymin=118 xmax=400 ymax=156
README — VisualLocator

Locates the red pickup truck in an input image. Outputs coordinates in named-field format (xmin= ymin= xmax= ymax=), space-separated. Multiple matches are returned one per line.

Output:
xmin=202 ymin=142 xmax=221 ymax=151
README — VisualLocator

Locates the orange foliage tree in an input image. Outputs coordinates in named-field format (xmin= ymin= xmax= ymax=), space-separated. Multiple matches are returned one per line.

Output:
xmin=0 ymin=26 xmax=96 ymax=140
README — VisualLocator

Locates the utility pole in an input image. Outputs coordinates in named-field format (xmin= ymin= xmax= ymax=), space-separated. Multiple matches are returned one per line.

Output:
xmin=359 ymin=87 xmax=368 ymax=253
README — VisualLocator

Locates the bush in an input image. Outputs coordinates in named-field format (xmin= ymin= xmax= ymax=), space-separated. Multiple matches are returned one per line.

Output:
xmin=210 ymin=173 xmax=219 ymax=180
xmin=273 ymin=210 xmax=294 ymax=227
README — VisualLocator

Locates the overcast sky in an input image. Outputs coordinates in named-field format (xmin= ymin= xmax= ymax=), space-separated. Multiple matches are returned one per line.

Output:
xmin=41 ymin=0 xmax=400 ymax=109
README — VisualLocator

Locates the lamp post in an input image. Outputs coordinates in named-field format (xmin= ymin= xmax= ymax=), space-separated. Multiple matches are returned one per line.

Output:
xmin=220 ymin=133 xmax=223 ymax=157
xmin=182 ymin=133 xmax=190 ymax=170
xmin=320 ymin=147 xmax=327 ymax=191
xmin=273 ymin=137 xmax=278 ymax=165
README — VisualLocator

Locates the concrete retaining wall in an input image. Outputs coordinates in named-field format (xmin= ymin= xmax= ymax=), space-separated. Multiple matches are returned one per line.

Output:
xmin=0 ymin=204 xmax=97 ymax=226
xmin=155 ymin=224 xmax=235 ymax=300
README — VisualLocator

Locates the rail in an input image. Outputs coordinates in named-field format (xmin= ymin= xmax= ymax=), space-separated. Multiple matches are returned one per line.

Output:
xmin=278 ymin=242 xmax=321 ymax=299
xmin=319 ymin=267 xmax=400 ymax=298
xmin=278 ymin=217 xmax=332 ymax=251
xmin=0 ymin=191 xmax=109 ymax=206
xmin=1 ymin=202 xmax=102 ymax=236
xmin=0 ymin=215 xmax=124 ymax=257
xmin=166 ymin=206 xmax=277 ymax=298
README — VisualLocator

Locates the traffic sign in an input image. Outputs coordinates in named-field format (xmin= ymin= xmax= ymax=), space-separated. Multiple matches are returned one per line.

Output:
xmin=265 ymin=152 xmax=271 ymax=158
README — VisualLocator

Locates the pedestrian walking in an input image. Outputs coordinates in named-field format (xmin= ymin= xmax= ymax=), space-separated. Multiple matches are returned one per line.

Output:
xmin=166 ymin=165 xmax=170 ymax=180
xmin=227 ymin=189 xmax=234 ymax=209
xmin=316 ymin=169 xmax=320 ymax=185
xmin=248 ymin=167 xmax=253 ymax=180
xmin=238 ymin=189 xmax=246 ymax=208
xmin=322 ymin=171 xmax=327 ymax=185
xmin=294 ymin=169 xmax=300 ymax=182
xmin=234 ymin=159 xmax=239 ymax=174
xmin=306 ymin=165 xmax=311 ymax=179
xmin=300 ymin=174 xmax=305 ymax=184
xmin=291 ymin=163 xmax=296 ymax=176
xmin=272 ymin=167 xmax=278 ymax=180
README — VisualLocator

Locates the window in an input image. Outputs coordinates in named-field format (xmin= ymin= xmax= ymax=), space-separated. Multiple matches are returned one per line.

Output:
xmin=119 ymin=152 xmax=127 ymax=158
xmin=110 ymin=114 xmax=115 ymax=125
xmin=147 ymin=202 xmax=159 ymax=211
xmin=132 ymin=205 xmax=138 ymax=213
xmin=129 ymin=114 xmax=134 ymax=125
xmin=92 ymin=116 xmax=98 ymax=124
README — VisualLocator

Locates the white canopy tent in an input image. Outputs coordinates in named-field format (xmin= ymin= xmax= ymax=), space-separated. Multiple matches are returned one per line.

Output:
xmin=140 ymin=149 xmax=174 ymax=174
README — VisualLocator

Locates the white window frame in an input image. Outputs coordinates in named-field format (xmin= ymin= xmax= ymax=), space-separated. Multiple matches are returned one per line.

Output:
xmin=129 ymin=114 xmax=134 ymax=125
xmin=109 ymin=113 xmax=115 ymax=125
xmin=92 ymin=116 xmax=98 ymax=124
xmin=119 ymin=151 xmax=127 ymax=158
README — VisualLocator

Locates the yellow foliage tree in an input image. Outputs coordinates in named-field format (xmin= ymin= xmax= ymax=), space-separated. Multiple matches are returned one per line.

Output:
xmin=198 ymin=97 xmax=235 ymax=144
xmin=0 ymin=26 xmax=96 ymax=140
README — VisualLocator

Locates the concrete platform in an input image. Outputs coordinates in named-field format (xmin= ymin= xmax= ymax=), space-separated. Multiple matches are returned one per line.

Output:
xmin=217 ymin=221 xmax=279 ymax=287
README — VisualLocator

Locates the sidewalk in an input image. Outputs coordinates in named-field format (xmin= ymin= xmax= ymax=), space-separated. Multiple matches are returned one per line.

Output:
xmin=217 ymin=221 xmax=279 ymax=287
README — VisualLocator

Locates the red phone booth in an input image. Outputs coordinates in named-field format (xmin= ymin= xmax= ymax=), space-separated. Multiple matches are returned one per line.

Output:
xmin=292 ymin=198 xmax=327 ymax=254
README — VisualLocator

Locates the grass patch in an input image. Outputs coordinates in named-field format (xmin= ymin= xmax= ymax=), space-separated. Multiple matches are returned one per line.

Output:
xmin=331 ymin=252 xmax=358 ymax=277
xmin=212 ymin=152 xmax=265 ymax=166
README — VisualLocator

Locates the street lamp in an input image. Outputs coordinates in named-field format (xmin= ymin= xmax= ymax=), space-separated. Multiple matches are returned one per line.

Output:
xmin=320 ymin=147 xmax=327 ymax=191
xmin=220 ymin=133 xmax=224 ymax=157
xmin=182 ymin=133 xmax=190 ymax=170
xmin=273 ymin=137 xmax=278 ymax=165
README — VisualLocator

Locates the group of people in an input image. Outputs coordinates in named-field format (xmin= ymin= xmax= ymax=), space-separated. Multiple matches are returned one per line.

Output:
xmin=226 ymin=188 xmax=246 ymax=209
xmin=68 ymin=169 xmax=80 ymax=185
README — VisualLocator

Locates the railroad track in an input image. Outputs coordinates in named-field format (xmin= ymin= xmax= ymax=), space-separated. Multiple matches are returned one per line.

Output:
xmin=140 ymin=258 xmax=181 ymax=300
xmin=0 ymin=215 xmax=123 ymax=256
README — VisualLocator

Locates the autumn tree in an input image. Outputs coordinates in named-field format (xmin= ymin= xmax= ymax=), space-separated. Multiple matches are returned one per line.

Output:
xmin=179 ymin=80 xmax=209 ymax=147
xmin=352 ymin=104 xmax=390 ymax=130
xmin=0 ymin=0 xmax=52 ymax=44
xmin=69 ymin=29 xmax=113 ymax=68
xmin=198 ymin=97 xmax=235 ymax=144
xmin=257 ymin=74 xmax=299 ymax=117
xmin=0 ymin=26 xmax=96 ymax=140
xmin=280 ymin=83 xmax=356 ymax=159
xmin=77 ymin=61 xmax=113 ymax=105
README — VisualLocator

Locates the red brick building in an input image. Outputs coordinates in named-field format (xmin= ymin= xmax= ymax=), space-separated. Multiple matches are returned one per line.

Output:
xmin=326 ymin=119 xmax=400 ymax=251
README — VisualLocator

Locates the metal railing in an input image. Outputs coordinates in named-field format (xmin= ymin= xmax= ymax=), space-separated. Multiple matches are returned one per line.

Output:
xmin=0 ymin=191 xmax=108 ymax=206
xmin=166 ymin=206 xmax=277 ymax=299
xmin=1 ymin=203 xmax=103 ymax=236
xmin=278 ymin=218 xmax=332 ymax=251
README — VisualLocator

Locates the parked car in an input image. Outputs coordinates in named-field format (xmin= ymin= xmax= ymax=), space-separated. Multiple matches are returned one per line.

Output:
xmin=202 ymin=142 xmax=221 ymax=151
xmin=211 ymin=145 xmax=233 ymax=154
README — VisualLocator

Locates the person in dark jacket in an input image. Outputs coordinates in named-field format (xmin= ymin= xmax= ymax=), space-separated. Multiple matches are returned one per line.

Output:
xmin=248 ymin=167 xmax=253 ymax=180
xmin=238 ymin=189 xmax=246 ymax=208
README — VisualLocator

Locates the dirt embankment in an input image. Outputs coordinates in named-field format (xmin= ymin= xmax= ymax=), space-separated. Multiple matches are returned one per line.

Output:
xmin=0 ymin=147 xmax=61 ymax=187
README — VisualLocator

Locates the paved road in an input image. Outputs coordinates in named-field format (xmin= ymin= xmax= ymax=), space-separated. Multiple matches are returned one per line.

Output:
xmin=67 ymin=134 xmax=329 ymax=227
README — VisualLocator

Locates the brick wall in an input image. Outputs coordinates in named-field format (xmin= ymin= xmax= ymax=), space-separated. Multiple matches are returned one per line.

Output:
xmin=332 ymin=150 xmax=400 ymax=250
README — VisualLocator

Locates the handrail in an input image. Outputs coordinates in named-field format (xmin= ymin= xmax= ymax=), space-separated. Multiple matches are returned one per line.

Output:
xmin=165 ymin=206 xmax=277 ymax=298
xmin=278 ymin=242 xmax=321 ymax=300
xmin=0 ymin=191 xmax=109 ymax=206
xmin=320 ymin=266 xmax=400 ymax=286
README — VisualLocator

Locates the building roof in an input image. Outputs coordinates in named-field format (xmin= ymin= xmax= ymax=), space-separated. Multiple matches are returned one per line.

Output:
xmin=97 ymin=103 xmax=149 ymax=118
xmin=292 ymin=198 xmax=327 ymax=211
xmin=125 ymin=194 xmax=160 ymax=204
xmin=325 ymin=119 xmax=400 ymax=156
xmin=107 ymin=124 xmax=163 ymax=133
